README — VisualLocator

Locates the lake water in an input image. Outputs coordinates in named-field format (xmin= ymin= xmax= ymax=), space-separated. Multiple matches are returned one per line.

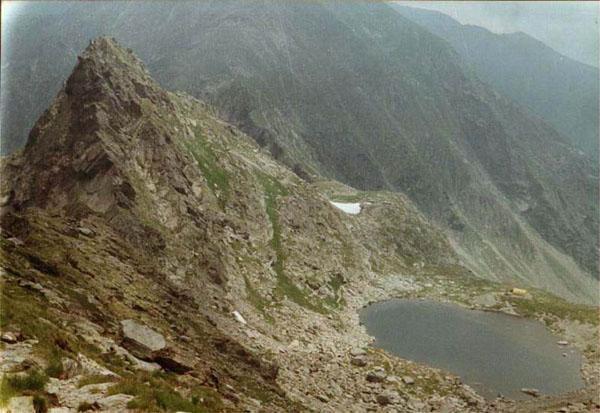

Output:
xmin=360 ymin=299 xmax=585 ymax=399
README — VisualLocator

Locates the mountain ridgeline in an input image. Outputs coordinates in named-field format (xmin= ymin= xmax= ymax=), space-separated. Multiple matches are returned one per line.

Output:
xmin=1 ymin=1 xmax=597 ymax=303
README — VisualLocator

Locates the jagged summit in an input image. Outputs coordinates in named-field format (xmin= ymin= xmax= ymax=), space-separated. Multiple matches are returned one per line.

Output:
xmin=21 ymin=37 xmax=167 ymax=150
xmin=4 ymin=37 xmax=182 ymax=217
xmin=63 ymin=37 xmax=161 ymax=107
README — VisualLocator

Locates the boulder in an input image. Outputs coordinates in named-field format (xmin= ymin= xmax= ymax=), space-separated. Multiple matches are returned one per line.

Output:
xmin=366 ymin=369 xmax=386 ymax=383
xmin=77 ymin=227 xmax=95 ymax=236
xmin=472 ymin=292 xmax=498 ymax=307
xmin=350 ymin=356 xmax=367 ymax=367
xmin=402 ymin=375 xmax=415 ymax=385
xmin=97 ymin=394 xmax=135 ymax=410
xmin=376 ymin=390 xmax=400 ymax=406
xmin=1 ymin=331 xmax=19 ymax=344
xmin=61 ymin=357 xmax=80 ymax=379
xmin=120 ymin=319 xmax=166 ymax=360
xmin=385 ymin=375 xmax=400 ymax=384
xmin=154 ymin=348 xmax=194 ymax=374
xmin=350 ymin=348 xmax=367 ymax=357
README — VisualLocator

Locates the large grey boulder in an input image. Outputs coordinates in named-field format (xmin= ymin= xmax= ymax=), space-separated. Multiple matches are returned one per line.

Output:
xmin=120 ymin=319 xmax=166 ymax=360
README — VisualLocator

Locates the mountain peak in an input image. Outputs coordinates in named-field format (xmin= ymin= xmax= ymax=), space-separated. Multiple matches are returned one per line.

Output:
xmin=11 ymin=37 xmax=177 ymax=215
xmin=64 ymin=37 xmax=156 ymax=105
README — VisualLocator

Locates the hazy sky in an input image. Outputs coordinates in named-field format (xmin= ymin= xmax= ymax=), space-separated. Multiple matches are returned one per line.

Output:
xmin=2 ymin=1 xmax=599 ymax=67
xmin=394 ymin=1 xmax=599 ymax=67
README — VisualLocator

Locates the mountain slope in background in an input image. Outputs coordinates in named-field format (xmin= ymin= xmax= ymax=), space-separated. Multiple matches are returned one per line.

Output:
xmin=393 ymin=4 xmax=599 ymax=158
xmin=0 ymin=1 xmax=597 ymax=302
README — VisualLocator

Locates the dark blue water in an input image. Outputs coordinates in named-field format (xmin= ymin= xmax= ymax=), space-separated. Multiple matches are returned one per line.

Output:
xmin=360 ymin=299 xmax=584 ymax=399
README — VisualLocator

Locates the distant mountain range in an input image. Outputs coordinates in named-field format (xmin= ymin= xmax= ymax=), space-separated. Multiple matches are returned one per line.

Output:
xmin=393 ymin=4 xmax=599 ymax=158
xmin=1 ymin=1 xmax=597 ymax=302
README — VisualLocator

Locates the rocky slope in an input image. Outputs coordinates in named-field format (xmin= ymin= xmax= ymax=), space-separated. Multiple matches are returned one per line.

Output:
xmin=1 ymin=2 xmax=597 ymax=304
xmin=1 ymin=37 xmax=598 ymax=413
xmin=0 ymin=37 xmax=450 ymax=412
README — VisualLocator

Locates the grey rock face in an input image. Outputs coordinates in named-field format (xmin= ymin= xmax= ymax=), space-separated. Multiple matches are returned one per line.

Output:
xmin=120 ymin=319 xmax=166 ymax=360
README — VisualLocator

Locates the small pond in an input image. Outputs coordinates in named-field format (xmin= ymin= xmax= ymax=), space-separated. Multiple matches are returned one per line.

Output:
xmin=360 ymin=299 xmax=585 ymax=399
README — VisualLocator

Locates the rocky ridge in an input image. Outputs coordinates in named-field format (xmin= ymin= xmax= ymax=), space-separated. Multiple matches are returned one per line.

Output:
xmin=0 ymin=38 xmax=598 ymax=413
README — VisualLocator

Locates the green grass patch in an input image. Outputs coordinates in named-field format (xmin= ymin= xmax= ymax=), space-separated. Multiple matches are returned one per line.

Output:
xmin=424 ymin=264 xmax=599 ymax=326
xmin=257 ymin=174 xmax=330 ymax=314
xmin=185 ymin=127 xmax=230 ymax=209
xmin=0 ymin=370 xmax=48 ymax=407
xmin=507 ymin=291 xmax=598 ymax=325
xmin=107 ymin=373 xmax=222 ymax=413
xmin=44 ymin=348 xmax=65 ymax=378
xmin=323 ymin=274 xmax=346 ymax=309
xmin=77 ymin=374 xmax=118 ymax=388
xmin=243 ymin=275 xmax=274 ymax=323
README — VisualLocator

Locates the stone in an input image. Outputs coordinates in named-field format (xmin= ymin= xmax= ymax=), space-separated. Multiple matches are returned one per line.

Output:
xmin=521 ymin=388 xmax=540 ymax=397
xmin=48 ymin=408 xmax=72 ymax=413
xmin=376 ymin=390 xmax=400 ymax=406
xmin=97 ymin=393 xmax=135 ymax=410
xmin=472 ymin=292 xmax=498 ymax=307
xmin=7 ymin=396 xmax=35 ymax=413
xmin=350 ymin=348 xmax=367 ymax=357
xmin=557 ymin=340 xmax=569 ymax=346
xmin=0 ymin=193 xmax=11 ymax=206
xmin=351 ymin=356 xmax=367 ymax=367
xmin=384 ymin=375 xmax=400 ymax=384
xmin=1 ymin=331 xmax=19 ymax=343
xmin=401 ymin=375 xmax=415 ymax=385
xmin=77 ymin=353 xmax=118 ymax=377
xmin=62 ymin=357 xmax=80 ymax=379
xmin=120 ymin=319 xmax=166 ymax=360
xmin=366 ymin=369 xmax=386 ymax=383
xmin=77 ymin=227 xmax=95 ymax=236
xmin=154 ymin=348 xmax=194 ymax=374
xmin=7 ymin=237 xmax=24 ymax=246
xmin=18 ymin=279 xmax=44 ymax=291
xmin=232 ymin=310 xmax=247 ymax=325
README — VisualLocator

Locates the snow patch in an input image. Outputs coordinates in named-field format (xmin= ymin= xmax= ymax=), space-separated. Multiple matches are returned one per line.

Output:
xmin=330 ymin=201 xmax=361 ymax=215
